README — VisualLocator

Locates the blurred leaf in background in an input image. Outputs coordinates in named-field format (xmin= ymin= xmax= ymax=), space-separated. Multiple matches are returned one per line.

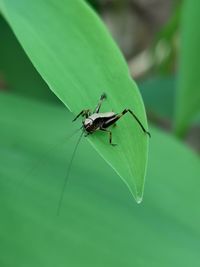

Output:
xmin=0 ymin=93 xmax=200 ymax=267
xmin=174 ymin=0 xmax=200 ymax=136
xmin=152 ymin=3 xmax=180 ymax=75
xmin=139 ymin=75 xmax=176 ymax=122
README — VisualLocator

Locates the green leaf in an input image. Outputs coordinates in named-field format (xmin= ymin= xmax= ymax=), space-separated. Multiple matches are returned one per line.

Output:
xmin=174 ymin=0 xmax=200 ymax=136
xmin=1 ymin=92 xmax=200 ymax=267
xmin=0 ymin=0 xmax=149 ymax=201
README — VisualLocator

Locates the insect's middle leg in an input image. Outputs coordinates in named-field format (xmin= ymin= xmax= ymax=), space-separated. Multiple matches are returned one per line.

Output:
xmin=100 ymin=127 xmax=117 ymax=146
xmin=72 ymin=109 xmax=91 ymax=122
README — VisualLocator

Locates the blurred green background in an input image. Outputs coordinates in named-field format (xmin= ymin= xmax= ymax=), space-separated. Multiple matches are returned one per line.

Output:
xmin=0 ymin=0 xmax=200 ymax=266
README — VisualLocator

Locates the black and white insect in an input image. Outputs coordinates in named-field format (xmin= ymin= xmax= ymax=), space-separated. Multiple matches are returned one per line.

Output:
xmin=73 ymin=93 xmax=150 ymax=145
xmin=57 ymin=93 xmax=150 ymax=214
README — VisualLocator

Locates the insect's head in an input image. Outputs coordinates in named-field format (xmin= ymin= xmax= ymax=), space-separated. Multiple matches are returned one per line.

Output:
xmin=83 ymin=118 xmax=94 ymax=132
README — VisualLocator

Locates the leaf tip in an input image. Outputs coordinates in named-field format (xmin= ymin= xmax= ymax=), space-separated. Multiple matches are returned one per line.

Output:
xmin=136 ymin=195 xmax=143 ymax=204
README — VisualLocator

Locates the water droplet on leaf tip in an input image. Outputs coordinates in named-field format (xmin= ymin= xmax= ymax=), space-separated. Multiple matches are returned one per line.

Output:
xmin=136 ymin=196 xmax=143 ymax=204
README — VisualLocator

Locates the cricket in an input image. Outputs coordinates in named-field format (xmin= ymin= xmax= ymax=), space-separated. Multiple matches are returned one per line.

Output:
xmin=57 ymin=93 xmax=150 ymax=214
xmin=73 ymin=92 xmax=151 ymax=144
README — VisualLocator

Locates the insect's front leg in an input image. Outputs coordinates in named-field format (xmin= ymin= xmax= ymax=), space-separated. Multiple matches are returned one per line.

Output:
xmin=72 ymin=109 xmax=91 ymax=122
xmin=99 ymin=127 xmax=117 ymax=146
xmin=84 ymin=132 xmax=91 ymax=137
xmin=94 ymin=93 xmax=107 ymax=113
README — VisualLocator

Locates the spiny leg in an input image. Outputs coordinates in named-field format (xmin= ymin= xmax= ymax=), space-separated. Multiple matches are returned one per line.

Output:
xmin=72 ymin=109 xmax=91 ymax=122
xmin=100 ymin=127 xmax=117 ymax=146
xmin=117 ymin=109 xmax=151 ymax=137
xmin=94 ymin=93 xmax=107 ymax=113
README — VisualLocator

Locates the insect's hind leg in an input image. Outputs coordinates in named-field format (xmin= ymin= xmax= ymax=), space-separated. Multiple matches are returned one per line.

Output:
xmin=94 ymin=93 xmax=107 ymax=113
xmin=100 ymin=127 xmax=117 ymax=146
xmin=117 ymin=109 xmax=151 ymax=137
xmin=72 ymin=109 xmax=91 ymax=122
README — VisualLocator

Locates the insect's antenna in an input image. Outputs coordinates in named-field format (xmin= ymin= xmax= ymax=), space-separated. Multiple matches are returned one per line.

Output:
xmin=18 ymin=126 xmax=83 ymax=190
xmin=56 ymin=130 xmax=84 ymax=216
xmin=67 ymin=126 xmax=84 ymax=139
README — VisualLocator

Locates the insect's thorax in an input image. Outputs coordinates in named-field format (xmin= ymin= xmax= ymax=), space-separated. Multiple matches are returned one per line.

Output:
xmin=83 ymin=112 xmax=116 ymax=133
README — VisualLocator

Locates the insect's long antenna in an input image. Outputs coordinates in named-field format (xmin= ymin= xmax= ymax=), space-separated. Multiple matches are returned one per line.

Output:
xmin=56 ymin=130 xmax=84 ymax=216
xmin=19 ymin=126 xmax=83 ymax=189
